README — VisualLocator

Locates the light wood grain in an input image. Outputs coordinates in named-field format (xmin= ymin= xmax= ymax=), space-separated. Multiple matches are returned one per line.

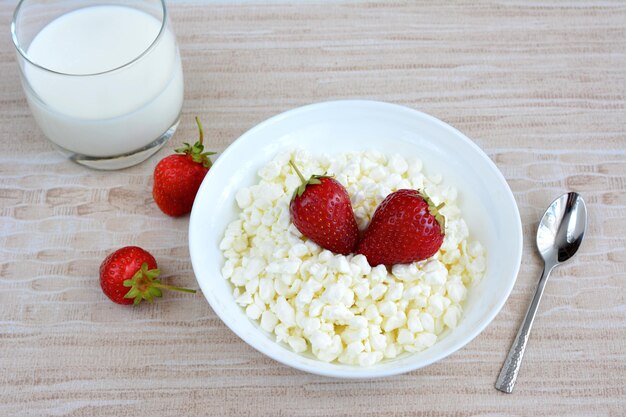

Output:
xmin=1 ymin=1 xmax=625 ymax=416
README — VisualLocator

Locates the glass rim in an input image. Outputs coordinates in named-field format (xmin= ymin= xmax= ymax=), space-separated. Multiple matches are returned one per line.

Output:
xmin=10 ymin=0 xmax=169 ymax=77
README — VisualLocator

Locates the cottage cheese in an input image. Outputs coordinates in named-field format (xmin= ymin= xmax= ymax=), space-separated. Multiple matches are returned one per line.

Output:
xmin=220 ymin=150 xmax=486 ymax=366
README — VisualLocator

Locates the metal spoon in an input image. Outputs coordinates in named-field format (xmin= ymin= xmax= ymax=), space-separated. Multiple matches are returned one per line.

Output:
xmin=495 ymin=192 xmax=587 ymax=393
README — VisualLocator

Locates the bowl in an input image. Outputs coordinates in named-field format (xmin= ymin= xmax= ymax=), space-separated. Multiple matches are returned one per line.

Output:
xmin=189 ymin=100 xmax=522 ymax=378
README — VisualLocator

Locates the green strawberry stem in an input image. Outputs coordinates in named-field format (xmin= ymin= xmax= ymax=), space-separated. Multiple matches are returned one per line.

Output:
xmin=289 ymin=159 xmax=331 ymax=199
xmin=174 ymin=117 xmax=216 ymax=168
xmin=152 ymin=283 xmax=197 ymax=293
xmin=123 ymin=262 xmax=196 ymax=306
xmin=195 ymin=116 xmax=204 ymax=145
xmin=289 ymin=159 xmax=307 ymax=183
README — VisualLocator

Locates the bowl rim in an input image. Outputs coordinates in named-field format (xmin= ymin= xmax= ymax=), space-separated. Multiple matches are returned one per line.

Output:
xmin=189 ymin=99 xmax=523 ymax=378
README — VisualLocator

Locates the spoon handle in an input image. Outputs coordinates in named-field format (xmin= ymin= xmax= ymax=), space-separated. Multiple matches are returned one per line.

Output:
xmin=495 ymin=264 xmax=553 ymax=393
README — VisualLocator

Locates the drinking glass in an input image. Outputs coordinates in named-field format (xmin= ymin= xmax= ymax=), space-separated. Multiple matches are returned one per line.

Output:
xmin=11 ymin=0 xmax=184 ymax=170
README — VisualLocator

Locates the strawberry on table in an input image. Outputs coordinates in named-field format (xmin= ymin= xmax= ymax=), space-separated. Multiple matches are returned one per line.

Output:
xmin=153 ymin=117 xmax=216 ymax=217
xmin=357 ymin=189 xmax=445 ymax=266
xmin=99 ymin=246 xmax=196 ymax=305
xmin=288 ymin=160 xmax=359 ymax=255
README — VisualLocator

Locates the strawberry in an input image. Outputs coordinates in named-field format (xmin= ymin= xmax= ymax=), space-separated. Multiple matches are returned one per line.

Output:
xmin=289 ymin=160 xmax=359 ymax=255
xmin=153 ymin=117 xmax=216 ymax=217
xmin=99 ymin=246 xmax=196 ymax=305
xmin=357 ymin=189 xmax=445 ymax=266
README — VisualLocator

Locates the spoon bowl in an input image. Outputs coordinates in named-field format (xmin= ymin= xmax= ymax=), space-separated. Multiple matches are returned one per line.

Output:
xmin=496 ymin=192 xmax=587 ymax=393
xmin=537 ymin=192 xmax=587 ymax=264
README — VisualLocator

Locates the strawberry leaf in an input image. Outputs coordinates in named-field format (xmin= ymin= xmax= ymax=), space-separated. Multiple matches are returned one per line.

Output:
xmin=122 ymin=262 xmax=196 ymax=306
xmin=420 ymin=191 xmax=446 ymax=234
xmin=289 ymin=160 xmax=334 ymax=200
xmin=174 ymin=117 xmax=216 ymax=168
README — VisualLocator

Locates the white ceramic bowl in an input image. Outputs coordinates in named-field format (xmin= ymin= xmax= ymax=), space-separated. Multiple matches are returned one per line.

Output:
xmin=189 ymin=100 xmax=522 ymax=378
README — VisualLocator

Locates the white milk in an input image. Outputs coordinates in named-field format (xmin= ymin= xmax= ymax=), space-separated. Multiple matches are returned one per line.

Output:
xmin=23 ymin=5 xmax=184 ymax=157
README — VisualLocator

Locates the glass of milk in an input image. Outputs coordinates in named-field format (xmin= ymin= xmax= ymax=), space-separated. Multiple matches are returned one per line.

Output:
xmin=11 ymin=0 xmax=184 ymax=170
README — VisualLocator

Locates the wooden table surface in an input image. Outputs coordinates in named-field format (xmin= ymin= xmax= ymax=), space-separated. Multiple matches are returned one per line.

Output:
xmin=1 ymin=1 xmax=625 ymax=416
